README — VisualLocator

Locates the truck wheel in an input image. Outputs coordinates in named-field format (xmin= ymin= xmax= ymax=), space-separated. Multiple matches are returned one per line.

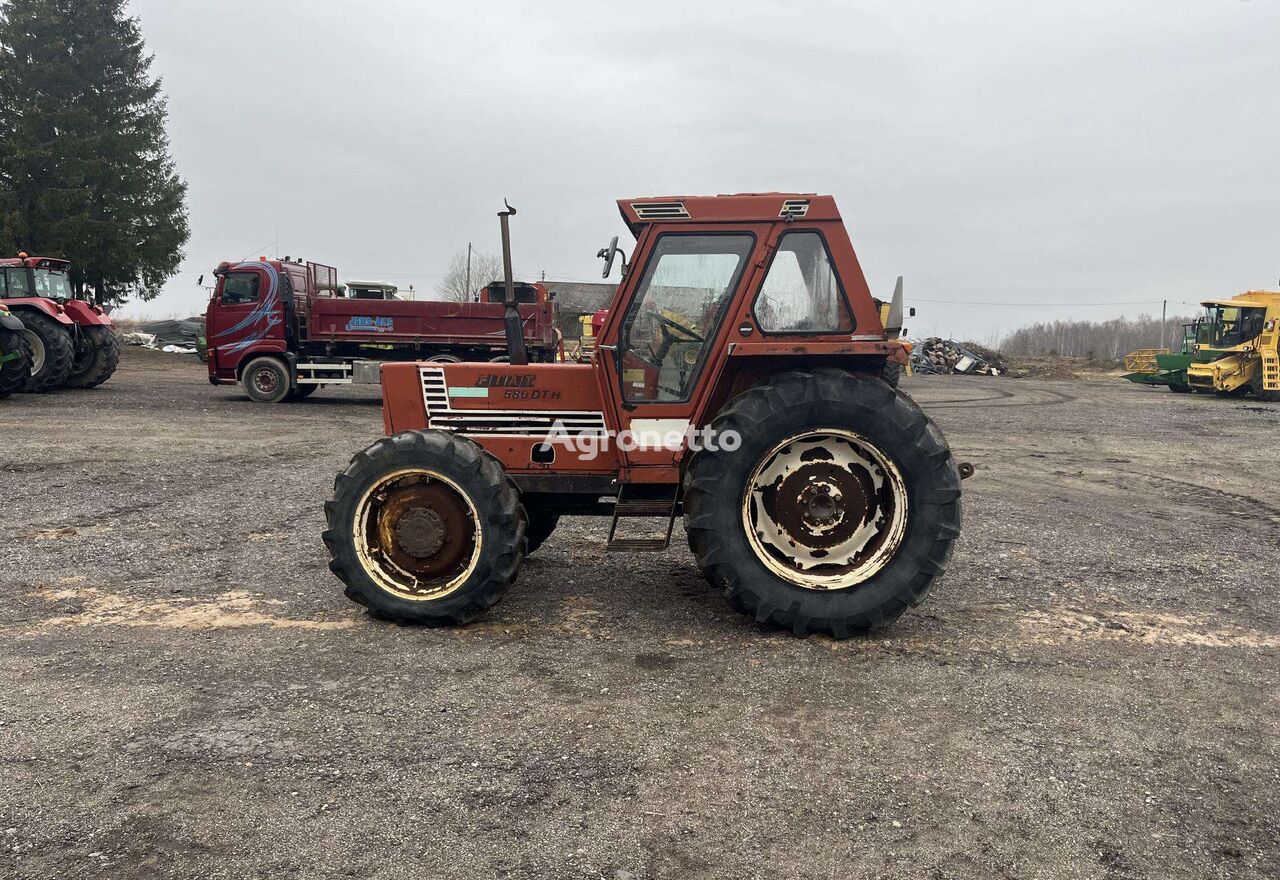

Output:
xmin=65 ymin=326 xmax=120 ymax=389
xmin=683 ymin=369 xmax=962 ymax=638
xmin=0 ymin=326 xmax=32 ymax=398
xmin=19 ymin=311 xmax=74 ymax=393
xmin=241 ymin=356 xmax=291 ymax=403
xmin=323 ymin=430 xmax=526 ymax=625
xmin=522 ymin=505 xmax=560 ymax=554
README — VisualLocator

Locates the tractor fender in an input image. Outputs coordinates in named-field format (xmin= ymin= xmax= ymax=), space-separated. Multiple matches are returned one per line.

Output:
xmin=60 ymin=299 xmax=113 ymax=327
xmin=6 ymin=298 xmax=76 ymax=326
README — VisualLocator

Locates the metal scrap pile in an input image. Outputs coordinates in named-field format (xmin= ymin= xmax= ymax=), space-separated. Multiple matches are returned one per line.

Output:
xmin=910 ymin=337 xmax=1009 ymax=376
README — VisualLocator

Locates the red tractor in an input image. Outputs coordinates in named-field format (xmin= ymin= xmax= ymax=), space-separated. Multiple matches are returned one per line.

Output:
xmin=323 ymin=194 xmax=968 ymax=638
xmin=0 ymin=254 xmax=119 ymax=392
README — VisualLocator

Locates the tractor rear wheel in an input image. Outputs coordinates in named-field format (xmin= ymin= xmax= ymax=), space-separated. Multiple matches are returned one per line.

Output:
xmin=522 ymin=505 xmax=560 ymax=555
xmin=323 ymin=430 xmax=526 ymax=625
xmin=241 ymin=356 xmax=291 ymax=403
xmin=683 ymin=369 xmax=962 ymax=638
xmin=19 ymin=311 xmax=74 ymax=393
xmin=0 ymin=326 xmax=32 ymax=398
xmin=65 ymin=326 xmax=120 ymax=389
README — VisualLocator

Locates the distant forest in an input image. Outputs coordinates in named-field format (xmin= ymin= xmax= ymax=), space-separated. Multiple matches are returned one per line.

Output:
xmin=998 ymin=314 xmax=1195 ymax=360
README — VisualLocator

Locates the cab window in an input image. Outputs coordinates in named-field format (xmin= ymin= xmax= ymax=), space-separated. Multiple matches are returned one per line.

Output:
xmin=754 ymin=232 xmax=853 ymax=333
xmin=220 ymin=272 xmax=260 ymax=305
xmin=2 ymin=268 xmax=30 ymax=297
xmin=619 ymin=233 xmax=754 ymax=403
xmin=32 ymin=269 xmax=72 ymax=299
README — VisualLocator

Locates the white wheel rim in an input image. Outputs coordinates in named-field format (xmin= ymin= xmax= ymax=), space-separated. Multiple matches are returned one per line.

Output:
xmin=22 ymin=330 xmax=44 ymax=375
xmin=741 ymin=429 xmax=909 ymax=590
xmin=427 ymin=355 xmax=462 ymax=363
xmin=353 ymin=467 xmax=483 ymax=601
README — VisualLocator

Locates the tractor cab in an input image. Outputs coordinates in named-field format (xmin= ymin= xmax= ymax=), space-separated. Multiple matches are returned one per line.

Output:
xmin=0 ymin=255 xmax=74 ymax=301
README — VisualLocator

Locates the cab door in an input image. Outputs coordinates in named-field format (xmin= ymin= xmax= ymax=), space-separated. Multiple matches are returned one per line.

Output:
xmin=596 ymin=227 xmax=768 ymax=469
xmin=206 ymin=263 xmax=285 ymax=374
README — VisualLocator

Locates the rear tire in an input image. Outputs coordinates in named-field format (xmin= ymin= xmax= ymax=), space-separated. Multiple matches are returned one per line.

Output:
xmin=882 ymin=361 xmax=903 ymax=388
xmin=0 ymin=326 xmax=32 ymax=398
xmin=323 ymin=430 xmax=526 ymax=625
xmin=65 ymin=326 xmax=120 ymax=388
xmin=683 ymin=369 xmax=962 ymax=638
xmin=19 ymin=311 xmax=74 ymax=393
xmin=522 ymin=505 xmax=560 ymax=555
xmin=241 ymin=356 xmax=291 ymax=403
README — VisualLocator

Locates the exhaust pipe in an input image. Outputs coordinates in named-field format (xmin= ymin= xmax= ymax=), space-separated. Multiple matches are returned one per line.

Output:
xmin=497 ymin=199 xmax=528 ymax=366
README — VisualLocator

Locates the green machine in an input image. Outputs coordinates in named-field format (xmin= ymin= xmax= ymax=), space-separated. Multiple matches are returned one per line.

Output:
xmin=1122 ymin=321 xmax=1206 ymax=393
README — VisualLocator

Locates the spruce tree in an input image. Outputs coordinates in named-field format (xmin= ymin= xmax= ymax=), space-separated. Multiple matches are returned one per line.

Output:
xmin=0 ymin=0 xmax=188 ymax=306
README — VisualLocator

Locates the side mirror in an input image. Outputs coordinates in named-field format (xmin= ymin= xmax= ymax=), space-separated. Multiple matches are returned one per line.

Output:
xmin=596 ymin=236 xmax=629 ymax=279
xmin=197 ymin=274 xmax=204 ymax=287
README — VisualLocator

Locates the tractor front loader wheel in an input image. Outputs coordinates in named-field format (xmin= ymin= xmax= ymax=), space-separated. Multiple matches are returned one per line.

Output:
xmin=19 ymin=311 xmax=74 ymax=393
xmin=323 ymin=430 xmax=526 ymax=626
xmin=65 ymin=326 xmax=121 ymax=389
xmin=683 ymin=369 xmax=962 ymax=638
xmin=0 ymin=326 xmax=32 ymax=398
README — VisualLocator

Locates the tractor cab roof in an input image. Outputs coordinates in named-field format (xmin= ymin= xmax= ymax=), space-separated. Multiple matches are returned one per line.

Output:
xmin=1200 ymin=291 xmax=1280 ymax=309
xmin=0 ymin=254 xmax=69 ymax=270
xmin=616 ymin=193 xmax=838 ymax=235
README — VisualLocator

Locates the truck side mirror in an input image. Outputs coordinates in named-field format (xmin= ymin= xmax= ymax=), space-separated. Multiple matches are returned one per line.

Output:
xmin=197 ymin=274 xmax=204 ymax=287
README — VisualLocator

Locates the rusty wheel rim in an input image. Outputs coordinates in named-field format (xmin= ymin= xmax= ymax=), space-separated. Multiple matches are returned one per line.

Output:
xmin=742 ymin=429 xmax=909 ymax=591
xmin=354 ymin=468 xmax=482 ymax=600
xmin=251 ymin=367 xmax=280 ymax=396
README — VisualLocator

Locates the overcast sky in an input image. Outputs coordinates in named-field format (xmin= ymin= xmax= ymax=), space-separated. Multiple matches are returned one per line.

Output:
xmin=123 ymin=0 xmax=1280 ymax=341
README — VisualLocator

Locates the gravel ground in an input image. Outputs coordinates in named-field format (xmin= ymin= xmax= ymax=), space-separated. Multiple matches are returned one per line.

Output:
xmin=1 ymin=348 xmax=1276 ymax=880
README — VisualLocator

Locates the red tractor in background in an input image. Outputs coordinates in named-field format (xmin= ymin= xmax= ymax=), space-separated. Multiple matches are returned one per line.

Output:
xmin=323 ymin=193 xmax=969 ymax=639
xmin=0 ymin=254 xmax=120 ymax=392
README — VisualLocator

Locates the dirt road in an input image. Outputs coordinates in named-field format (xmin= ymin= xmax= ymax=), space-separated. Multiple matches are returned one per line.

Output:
xmin=1 ymin=349 xmax=1276 ymax=879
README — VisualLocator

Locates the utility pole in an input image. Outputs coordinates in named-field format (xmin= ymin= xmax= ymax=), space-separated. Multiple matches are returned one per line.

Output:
xmin=465 ymin=242 xmax=472 ymax=301
xmin=1162 ymin=299 xmax=1167 ymax=350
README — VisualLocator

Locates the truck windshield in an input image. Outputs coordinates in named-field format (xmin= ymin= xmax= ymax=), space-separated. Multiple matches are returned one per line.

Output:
xmin=32 ymin=269 xmax=73 ymax=299
xmin=1206 ymin=306 xmax=1265 ymax=348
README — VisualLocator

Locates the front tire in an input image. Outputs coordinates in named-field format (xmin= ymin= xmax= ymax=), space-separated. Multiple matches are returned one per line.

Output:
xmin=323 ymin=430 xmax=526 ymax=625
xmin=65 ymin=326 xmax=120 ymax=389
xmin=241 ymin=356 xmax=291 ymax=403
xmin=683 ymin=370 xmax=962 ymax=638
xmin=19 ymin=311 xmax=74 ymax=393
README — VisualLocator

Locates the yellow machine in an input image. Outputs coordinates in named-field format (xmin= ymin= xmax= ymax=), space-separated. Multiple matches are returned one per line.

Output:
xmin=1186 ymin=290 xmax=1280 ymax=400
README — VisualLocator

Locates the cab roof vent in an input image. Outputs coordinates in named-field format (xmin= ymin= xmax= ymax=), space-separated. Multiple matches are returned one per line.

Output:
xmin=632 ymin=201 xmax=690 ymax=220
xmin=780 ymin=199 xmax=810 ymax=219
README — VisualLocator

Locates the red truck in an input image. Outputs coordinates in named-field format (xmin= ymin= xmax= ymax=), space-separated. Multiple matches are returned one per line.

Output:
xmin=205 ymin=259 xmax=560 ymax=402
xmin=0 ymin=253 xmax=119 ymax=392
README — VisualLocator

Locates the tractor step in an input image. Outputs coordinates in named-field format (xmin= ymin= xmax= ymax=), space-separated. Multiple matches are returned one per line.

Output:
xmin=605 ymin=488 xmax=680 ymax=552
xmin=605 ymin=537 xmax=671 ymax=552
xmin=612 ymin=499 xmax=674 ymax=516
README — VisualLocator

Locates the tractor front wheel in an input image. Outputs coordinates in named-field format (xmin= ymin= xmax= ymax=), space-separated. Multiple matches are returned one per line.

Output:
xmin=65 ymin=326 xmax=121 ymax=389
xmin=0 ymin=326 xmax=32 ymax=398
xmin=19 ymin=311 xmax=74 ymax=393
xmin=323 ymin=430 xmax=526 ymax=625
xmin=683 ymin=369 xmax=962 ymax=638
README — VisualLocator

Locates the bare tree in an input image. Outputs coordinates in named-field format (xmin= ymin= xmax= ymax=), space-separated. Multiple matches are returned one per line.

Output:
xmin=1000 ymin=313 xmax=1197 ymax=360
xmin=440 ymin=249 xmax=505 ymax=302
